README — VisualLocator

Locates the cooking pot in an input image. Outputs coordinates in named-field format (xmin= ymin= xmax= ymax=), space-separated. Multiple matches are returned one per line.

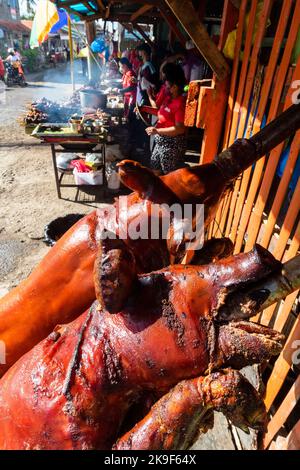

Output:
xmin=80 ymin=89 xmax=107 ymax=110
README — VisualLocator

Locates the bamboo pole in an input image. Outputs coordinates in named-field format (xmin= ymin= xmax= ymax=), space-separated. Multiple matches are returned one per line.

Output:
xmin=234 ymin=0 xmax=294 ymax=253
xmin=68 ymin=15 xmax=75 ymax=92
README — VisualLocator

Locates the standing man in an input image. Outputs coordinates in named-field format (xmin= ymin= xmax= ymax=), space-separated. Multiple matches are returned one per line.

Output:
xmin=135 ymin=43 xmax=158 ymax=158
xmin=136 ymin=43 xmax=157 ymax=107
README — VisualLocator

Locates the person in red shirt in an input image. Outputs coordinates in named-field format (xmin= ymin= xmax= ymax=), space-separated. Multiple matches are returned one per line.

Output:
xmin=119 ymin=57 xmax=137 ymax=118
xmin=0 ymin=56 xmax=5 ymax=80
xmin=146 ymin=63 xmax=187 ymax=174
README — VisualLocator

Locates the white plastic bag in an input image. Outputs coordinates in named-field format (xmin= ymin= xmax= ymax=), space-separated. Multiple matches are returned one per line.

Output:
xmin=73 ymin=168 xmax=103 ymax=185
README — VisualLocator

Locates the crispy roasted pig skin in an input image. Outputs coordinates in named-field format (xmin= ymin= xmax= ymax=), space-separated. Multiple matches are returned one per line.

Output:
xmin=0 ymin=129 xmax=292 ymax=376
xmin=1 ymin=105 xmax=300 ymax=374
xmin=0 ymin=247 xmax=283 ymax=449
xmin=0 ymin=161 xmax=227 ymax=376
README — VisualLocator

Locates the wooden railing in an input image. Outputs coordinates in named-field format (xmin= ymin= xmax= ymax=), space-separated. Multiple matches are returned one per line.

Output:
xmin=203 ymin=0 xmax=300 ymax=450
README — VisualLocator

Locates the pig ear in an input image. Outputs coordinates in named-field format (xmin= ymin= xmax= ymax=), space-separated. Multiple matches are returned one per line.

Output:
xmin=94 ymin=232 xmax=137 ymax=313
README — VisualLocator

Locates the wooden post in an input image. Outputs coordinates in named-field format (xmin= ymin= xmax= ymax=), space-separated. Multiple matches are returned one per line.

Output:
xmin=196 ymin=76 xmax=230 ymax=163
xmin=165 ymin=0 xmax=230 ymax=80
xmin=132 ymin=22 xmax=154 ymax=47
xmin=159 ymin=6 xmax=186 ymax=48
xmin=130 ymin=5 xmax=153 ymax=22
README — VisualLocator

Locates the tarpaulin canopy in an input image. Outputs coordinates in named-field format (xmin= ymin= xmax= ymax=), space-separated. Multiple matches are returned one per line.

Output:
xmin=50 ymin=1 xmax=157 ymax=23
xmin=51 ymin=1 xmax=100 ymax=21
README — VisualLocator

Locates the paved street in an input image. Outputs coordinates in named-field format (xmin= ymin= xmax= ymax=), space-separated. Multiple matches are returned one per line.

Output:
xmin=0 ymin=64 xmax=92 ymax=294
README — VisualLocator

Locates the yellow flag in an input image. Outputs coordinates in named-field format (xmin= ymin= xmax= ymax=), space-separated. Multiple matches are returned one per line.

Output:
xmin=30 ymin=0 xmax=59 ymax=48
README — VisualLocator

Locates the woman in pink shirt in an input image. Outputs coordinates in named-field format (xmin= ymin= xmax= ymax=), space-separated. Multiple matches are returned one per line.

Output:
xmin=146 ymin=63 xmax=187 ymax=174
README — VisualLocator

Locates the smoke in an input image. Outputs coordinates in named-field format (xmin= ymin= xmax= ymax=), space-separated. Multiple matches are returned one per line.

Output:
xmin=27 ymin=61 xmax=87 ymax=102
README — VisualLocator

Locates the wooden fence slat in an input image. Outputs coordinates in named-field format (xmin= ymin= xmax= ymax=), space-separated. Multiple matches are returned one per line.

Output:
xmin=208 ymin=217 xmax=214 ymax=240
xmin=272 ymin=419 xmax=300 ymax=450
xmin=231 ymin=65 xmax=264 ymax=247
xmin=259 ymin=179 xmax=300 ymax=325
xmin=235 ymin=0 xmax=272 ymax=139
xmin=233 ymin=0 xmax=300 ymax=248
xmin=222 ymin=2 xmax=259 ymax=236
xmin=226 ymin=1 xmax=273 ymax=241
xmin=286 ymin=419 xmax=300 ymax=449
xmin=260 ymin=131 xmax=300 ymax=248
xmin=233 ymin=0 xmax=294 ymax=252
xmin=227 ymin=0 xmax=259 ymax=146
xmin=211 ymin=196 xmax=225 ymax=237
xmin=196 ymin=77 xmax=230 ymax=163
xmin=283 ymin=220 xmax=300 ymax=263
xmin=273 ymin=290 xmax=299 ymax=332
xmin=272 ymin=178 xmax=300 ymax=259
xmin=219 ymin=191 xmax=232 ymax=235
xmin=264 ymin=375 xmax=300 ymax=448
xmin=265 ymin=313 xmax=300 ymax=410
xmin=222 ymin=0 xmax=248 ymax=148
xmin=244 ymin=19 xmax=300 ymax=250
xmin=261 ymin=221 xmax=300 ymax=330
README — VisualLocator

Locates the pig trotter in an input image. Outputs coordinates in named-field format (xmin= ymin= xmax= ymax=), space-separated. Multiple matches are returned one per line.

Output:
xmin=114 ymin=369 xmax=266 ymax=450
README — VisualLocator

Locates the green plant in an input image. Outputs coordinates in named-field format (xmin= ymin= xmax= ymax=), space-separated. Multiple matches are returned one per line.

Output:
xmin=21 ymin=49 xmax=40 ymax=72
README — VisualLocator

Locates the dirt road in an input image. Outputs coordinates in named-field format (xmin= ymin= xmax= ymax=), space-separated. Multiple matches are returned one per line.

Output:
xmin=0 ymin=66 xmax=100 ymax=295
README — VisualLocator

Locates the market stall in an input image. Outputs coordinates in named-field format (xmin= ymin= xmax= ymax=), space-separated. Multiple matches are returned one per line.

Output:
xmin=22 ymin=81 xmax=124 ymax=200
